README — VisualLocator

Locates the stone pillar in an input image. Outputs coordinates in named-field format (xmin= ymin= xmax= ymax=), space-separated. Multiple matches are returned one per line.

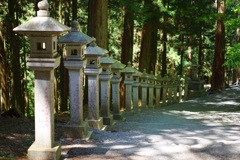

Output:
xmin=13 ymin=1 xmax=70 ymax=159
xmin=184 ymin=77 xmax=190 ymax=101
xmin=132 ymin=70 xmax=141 ymax=113
xmin=28 ymin=58 xmax=61 ymax=157
xmin=179 ymin=77 xmax=184 ymax=102
xmin=148 ymin=71 xmax=156 ymax=108
xmin=121 ymin=62 xmax=135 ymax=111
xmin=58 ymin=20 xmax=94 ymax=139
xmin=161 ymin=76 xmax=168 ymax=105
xmin=84 ymin=41 xmax=105 ymax=130
xmin=168 ymin=78 xmax=174 ymax=104
xmin=100 ymin=55 xmax=114 ymax=125
xmin=155 ymin=73 xmax=162 ymax=107
xmin=111 ymin=61 xmax=126 ymax=120
xmin=140 ymin=69 xmax=149 ymax=109
xmin=173 ymin=78 xmax=178 ymax=103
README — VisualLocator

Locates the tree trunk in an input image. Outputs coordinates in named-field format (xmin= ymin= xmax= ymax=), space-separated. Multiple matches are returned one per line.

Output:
xmin=7 ymin=0 xmax=25 ymax=116
xmin=161 ymin=33 xmax=167 ymax=77
xmin=121 ymin=5 xmax=134 ymax=65
xmin=0 ymin=22 xmax=9 ymax=113
xmin=59 ymin=0 xmax=71 ymax=112
xmin=210 ymin=0 xmax=225 ymax=92
xmin=139 ymin=0 xmax=158 ymax=73
xmin=72 ymin=0 xmax=77 ymax=20
xmin=87 ymin=0 xmax=109 ymax=49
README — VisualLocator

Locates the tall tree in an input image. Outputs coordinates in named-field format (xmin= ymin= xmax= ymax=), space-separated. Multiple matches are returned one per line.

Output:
xmin=139 ymin=0 xmax=159 ymax=73
xmin=88 ymin=0 xmax=109 ymax=49
xmin=121 ymin=1 xmax=134 ymax=65
xmin=210 ymin=0 xmax=226 ymax=91
xmin=7 ymin=0 xmax=25 ymax=115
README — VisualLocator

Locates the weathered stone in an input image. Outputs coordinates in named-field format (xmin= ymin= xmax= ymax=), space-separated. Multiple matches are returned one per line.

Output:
xmin=140 ymin=69 xmax=149 ymax=108
xmin=121 ymin=62 xmax=135 ymax=112
xmin=111 ymin=60 xmax=126 ymax=120
xmin=13 ymin=1 xmax=69 ymax=159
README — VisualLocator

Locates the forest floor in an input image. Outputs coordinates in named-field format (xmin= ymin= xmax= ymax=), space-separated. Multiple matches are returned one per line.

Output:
xmin=1 ymin=85 xmax=240 ymax=160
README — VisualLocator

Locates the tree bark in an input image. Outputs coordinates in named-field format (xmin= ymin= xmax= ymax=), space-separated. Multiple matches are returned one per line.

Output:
xmin=210 ymin=0 xmax=225 ymax=91
xmin=7 ymin=0 xmax=25 ymax=115
xmin=121 ymin=5 xmax=134 ymax=65
xmin=87 ymin=0 xmax=109 ymax=49
xmin=139 ymin=0 xmax=158 ymax=73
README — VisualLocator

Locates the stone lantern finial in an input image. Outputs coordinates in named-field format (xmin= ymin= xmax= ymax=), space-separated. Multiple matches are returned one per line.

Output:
xmin=37 ymin=0 xmax=50 ymax=17
xmin=71 ymin=20 xmax=80 ymax=32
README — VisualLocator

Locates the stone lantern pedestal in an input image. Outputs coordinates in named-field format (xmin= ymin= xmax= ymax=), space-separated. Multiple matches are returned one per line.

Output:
xmin=148 ymin=71 xmax=156 ymax=108
xmin=155 ymin=73 xmax=162 ymax=107
xmin=111 ymin=61 xmax=126 ymax=120
xmin=140 ymin=69 xmax=149 ymax=109
xmin=161 ymin=76 xmax=169 ymax=105
xmin=84 ymin=41 xmax=106 ymax=130
xmin=58 ymin=20 xmax=94 ymax=139
xmin=132 ymin=69 xmax=141 ymax=113
xmin=188 ymin=64 xmax=205 ymax=98
xmin=121 ymin=62 xmax=135 ymax=112
xmin=13 ymin=1 xmax=69 ymax=159
xmin=99 ymin=55 xmax=115 ymax=125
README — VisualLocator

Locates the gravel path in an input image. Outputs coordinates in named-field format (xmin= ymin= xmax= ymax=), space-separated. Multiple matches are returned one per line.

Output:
xmin=61 ymin=86 xmax=240 ymax=160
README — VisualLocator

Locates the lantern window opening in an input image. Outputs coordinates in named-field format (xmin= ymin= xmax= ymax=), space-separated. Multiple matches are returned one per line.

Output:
xmin=37 ymin=42 xmax=46 ymax=50
xmin=103 ymin=68 xmax=107 ymax=72
xmin=71 ymin=49 xmax=78 ymax=56
xmin=90 ymin=59 xmax=95 ymax=64
xmin=127 ymin=75 xmax=130 ymax=78
xmin=53 ymin=41 xmax=56 ymax=50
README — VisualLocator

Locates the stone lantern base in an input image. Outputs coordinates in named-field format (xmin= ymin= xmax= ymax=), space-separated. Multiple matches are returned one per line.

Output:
xmin=64 ymin=122 xmax=92 ymax=140
xmin=188 ymin=80 xmax=206 ymax=98
xmin=86 ymin=117 xmax=106 ymax=130
xmin=103 ymin=114 xmax=114 ymax=125
xmin=28 ymin=142 xmax=61 ymax=160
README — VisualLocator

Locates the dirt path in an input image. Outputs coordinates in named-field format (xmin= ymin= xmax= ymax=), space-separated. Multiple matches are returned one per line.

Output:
xmin=1 ymin=86 xmax=240 ymax=160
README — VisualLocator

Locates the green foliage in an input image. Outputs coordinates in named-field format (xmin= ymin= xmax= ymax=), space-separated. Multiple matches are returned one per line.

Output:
xmin=224 ymin=44 xmax=240 ymax=69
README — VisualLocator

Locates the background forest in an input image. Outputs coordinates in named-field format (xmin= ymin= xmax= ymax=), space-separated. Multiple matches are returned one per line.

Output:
xmin=0 ymin=0 xmax=240 ymax=117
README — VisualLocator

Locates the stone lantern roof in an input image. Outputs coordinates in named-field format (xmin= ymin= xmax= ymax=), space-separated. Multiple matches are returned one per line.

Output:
xmin=141 ymin=69 xmax=149 ymax=79
xmin=100 ymin=54 xmax=115 ymax=65
xmin=13 ymin=0 xmax=69 ymax=35
xmin=84 ymin=41 xmax=107 ymax=57
xmin=121 ymin=62 xmax=136 ymax=73
xmin=133 ymin=68 xmax=142 ymax=77
xmin=111 ymin=60 xmax=126 ymax=70
xmin=148 ymin=71 xmax=156 ymax=80
xmin=58 ymin=20 xmax=94 ymax=45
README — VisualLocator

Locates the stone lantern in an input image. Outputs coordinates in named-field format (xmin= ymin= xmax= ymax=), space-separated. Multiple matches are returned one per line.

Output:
xmin=58 ymin=20 xmax=94 ymax=139
xmin=13 ymin=0 xmax=70 ymax=159
xmin=99 ymin=54 xmax=115 ymax=125
xmin=161 ymin=76 xmax=169 ymax=105
xmin=132 ymin=69 xmax=142 ymax=113
xmin=155 ymin=72 xmax=162 ymax=107
xmin=148 ymin=71 xmax=156 ymax=108
xmin=111 ymin=60 xmax=126 ymax=120
xmin=121 ymin=62 xmax=135 ymax=111
xmin=84 ymin=41 xmax=106 ymax=130
xmin=140 ymin=69 xmax=149 ymax=109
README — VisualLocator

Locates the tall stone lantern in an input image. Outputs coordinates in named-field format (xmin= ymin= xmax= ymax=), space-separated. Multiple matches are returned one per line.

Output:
xmin=121 ymin=62 xmax=135 ymax=111
xmin=99 ymin=54 xmax=115 ymax=125
xmin=148 ymin=71 xmax=156 ymax=108
xmin=155 ymin=72 xmax=162 ymax=107
xmin=140 ymin=69 xmax=149 ymax=109
xmin=84 ymin=41 xmax=106 ymax=130
xmin=58 ymin=20 xmax=94 ymax=139
xmin=110 ymin=60 xmax=126 ymax=120
xmin=132 ymin=69 xmax=142 ymax=113
xmin=13 ymin=0 xmax=70 ymax=159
